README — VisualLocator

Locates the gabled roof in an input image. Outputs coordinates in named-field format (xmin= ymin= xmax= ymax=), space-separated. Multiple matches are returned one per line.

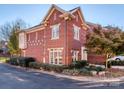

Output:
xmin=41 ymin=4 xmax=66 ymax=23
xmin=41 ymin=4 xmax=76 ymax=23
xmin=23 ymin=4 xmax=90 ymax=33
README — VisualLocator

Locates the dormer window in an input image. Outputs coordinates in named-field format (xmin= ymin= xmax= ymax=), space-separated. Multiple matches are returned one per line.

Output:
xmin=73 ymin=24 xmax=80 ymax=40
xmin=51 ymin=24 xmax=60 ymax=39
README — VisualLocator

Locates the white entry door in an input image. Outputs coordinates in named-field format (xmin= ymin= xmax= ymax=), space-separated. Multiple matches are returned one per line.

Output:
xmin=81 ymin=47 xmax=87 ymax=60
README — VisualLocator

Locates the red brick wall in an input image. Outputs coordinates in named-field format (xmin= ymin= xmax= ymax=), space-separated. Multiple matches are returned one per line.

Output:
xmin=21 ymin=8 xmax=87 ymax=65
xmin=88 ymin=54 xmax=106 ymax=65
xmin=65 ymin=10 xmax=86 ymax=64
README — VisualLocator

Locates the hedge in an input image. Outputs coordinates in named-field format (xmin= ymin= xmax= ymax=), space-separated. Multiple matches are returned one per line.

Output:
xmin=8 ymin=57 xmax=36 ymax=67
xmin=68 ymin=60 xmax=88 ymax=69
xmin=108 ymin=60 xmax=124 ymax=66
xmin=29 ymin=62 xmax=68 ymax=73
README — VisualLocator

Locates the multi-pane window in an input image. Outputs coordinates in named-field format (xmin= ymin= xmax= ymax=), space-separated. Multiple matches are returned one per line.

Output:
xmin=51 ymin=24 xmax=60 ymax=39
xmin=73 ymin=24 xmax=80 ymax=40
xmin=49 ymin=49 xmax=62 ymax=65
xmin=72 ymin=50 xmax=79 ymax=61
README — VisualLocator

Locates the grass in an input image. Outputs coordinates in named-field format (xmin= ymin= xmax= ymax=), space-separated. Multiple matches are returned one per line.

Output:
xmin=0 ymin=57 xmax=10 ymax=63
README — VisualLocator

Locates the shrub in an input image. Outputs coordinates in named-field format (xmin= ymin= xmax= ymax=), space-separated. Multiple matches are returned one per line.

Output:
xmin=19 ymin=57 xmax=36 ymax=67
xmin=83 ymin=65 xmax=105 ymax=73
xmin=29 ymin=62 xmax=41 ymax=69
xmin=9 ymin=57 xmax=36 ymax=67
xmin=29 ymin=62 xmax=67 ymax=73
xmin=69 ymin=60 xmax=88 ymax=69
xmin=9 ymin=57 xmax=19 ymax=65
xmin=79 ymin=68 xmax=92 ymax=76
xmin=49 ymin=65 xmax=67 ymax=73
xmin=95 ymin=66 xmax=105 ymax=72
xmin=62 ymin=68 xmax=92 ymax=76
xmin=62 ymin=69 xmax=80 ymax=75
xmin=110 ymin=60 xmax=124 ymax=66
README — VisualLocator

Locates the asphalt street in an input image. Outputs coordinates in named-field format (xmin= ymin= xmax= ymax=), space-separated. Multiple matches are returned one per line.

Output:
xmin=0 ymin=63 xmax=124 ymax=89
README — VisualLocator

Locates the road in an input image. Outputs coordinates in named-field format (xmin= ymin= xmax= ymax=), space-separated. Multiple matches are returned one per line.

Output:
xmin=0 ymin=63 xmax=124 ymax=89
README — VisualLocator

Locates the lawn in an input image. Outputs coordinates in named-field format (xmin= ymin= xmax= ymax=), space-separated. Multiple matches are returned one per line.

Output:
xmin=0 ymin=57 xmax=9 ymax=63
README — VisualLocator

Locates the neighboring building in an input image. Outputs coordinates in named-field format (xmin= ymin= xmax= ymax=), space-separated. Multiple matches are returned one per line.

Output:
xmin=0 ymin=40 xmax=8 ymax=54
xmin=19 ymin=5 xmax=90 ymax=65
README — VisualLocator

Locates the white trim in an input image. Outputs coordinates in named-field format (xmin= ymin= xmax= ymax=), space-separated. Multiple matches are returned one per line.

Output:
xmin=43 ymin=57 xmax=46 ymax=63
xmin=26 ymin=27 xmax=45 ymax=34
xmin=48 ymin=48 xmax=63 ymax=65
xmin=48 ymin=47 xmax=63 ymax=51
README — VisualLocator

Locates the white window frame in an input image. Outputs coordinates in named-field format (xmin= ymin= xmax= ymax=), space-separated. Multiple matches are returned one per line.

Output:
xmin=72 ymin=50 xmax=79 ymax=61
xmin=51 ymin=24 xmax=60 ymax=40
xmin=49 ymin=48 xmax=63 ymax=65
xmin=73 ymin=24 xmax=80 ymax=40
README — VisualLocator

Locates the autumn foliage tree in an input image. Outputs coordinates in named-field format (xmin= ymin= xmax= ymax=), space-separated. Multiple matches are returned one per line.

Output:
xmin=86 ymin=25 xmax=124 ymax=56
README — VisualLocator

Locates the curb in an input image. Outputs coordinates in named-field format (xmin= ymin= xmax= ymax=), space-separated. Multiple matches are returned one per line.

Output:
xmin=2 ymin=63 xmax=124 ymax=83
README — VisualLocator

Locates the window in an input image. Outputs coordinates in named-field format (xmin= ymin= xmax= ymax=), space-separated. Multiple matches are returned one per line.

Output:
xmin=72 ymin=50 xmax=79 ymax=61
xmin=51 ymin=24 xmax=60 ymax=39
xmin=49 ymin=48 xmax=62 ymax=65
xmin=73 ymin=24 xmax=80 ymax=40
xmin=19 ymin=32 xmax=27 ymax=49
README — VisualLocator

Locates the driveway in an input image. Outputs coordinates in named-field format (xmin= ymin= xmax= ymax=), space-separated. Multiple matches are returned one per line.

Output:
xmin=0 ymin=63 xmax=124 ymax=89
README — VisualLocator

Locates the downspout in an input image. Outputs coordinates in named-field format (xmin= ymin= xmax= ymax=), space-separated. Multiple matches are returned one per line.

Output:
xmin=64 ymin=19 xmax=68 ymax=65
xmin=43 ymin=24 xmax=47 ymax=63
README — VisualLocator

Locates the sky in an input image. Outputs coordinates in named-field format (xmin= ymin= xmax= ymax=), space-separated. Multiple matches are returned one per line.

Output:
xmin=0 ymin=4 xmax=124 ymax=30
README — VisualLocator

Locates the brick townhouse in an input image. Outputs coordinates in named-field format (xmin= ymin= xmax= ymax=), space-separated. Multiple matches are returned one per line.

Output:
xmin=19 ymin=4 xmax=90 ymax=65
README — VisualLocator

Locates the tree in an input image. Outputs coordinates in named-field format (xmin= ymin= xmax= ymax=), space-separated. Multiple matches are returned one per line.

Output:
xmin=0 ymin=19 xmax=28 ymax=56
xmin=86 ymin=25 xmax=124 ymax=56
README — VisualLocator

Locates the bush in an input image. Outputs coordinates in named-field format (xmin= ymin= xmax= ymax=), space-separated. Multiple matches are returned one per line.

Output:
xmin=62 ymin=69 xmax=80 ymax=75
xmin=29 ymin=62 xmax=41 ymax=69
xmin=83 ymin=65 xmax=105 ymax=73
xmin=95 ymin=66 xmax=105 ymax=72
xmin=9 ymin=57 xmax=19 ymax=65
xmin=110 ymin=60 xmax=124 ymax=66
xmin=69 ymin=60 xmax=88 ymax=69
xmin=79 ymin=68 xmax=92 ymax=76
xmin=9 ymin=57 xmax=36 ymax=67
xmin=29 ymin=62 xmax=67 ymax=73
xmin=49 ymin=65 xmax=64 ymax=72
xmin=62 ymin=68 xmax=92 ymax=76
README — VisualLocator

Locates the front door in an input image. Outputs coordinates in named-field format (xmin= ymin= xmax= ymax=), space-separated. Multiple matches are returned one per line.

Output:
xmin=81 ymin=47 xmax=87 ymax=60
